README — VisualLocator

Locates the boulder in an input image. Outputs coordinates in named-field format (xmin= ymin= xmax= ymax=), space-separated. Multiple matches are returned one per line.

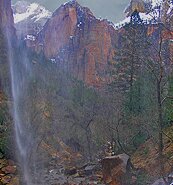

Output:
xmin=0 ymin=159 xmax=8 ymax=169
xmin=2 ymin=165 xmax=17 ymax=174
xmin=101 ymin=153 xmax=130 ymax=185
xmin=8 ymin=177 xmax=20 ymax=185
xmin=1 ymin=175 xmax=12 ymax=184
xmin=151 ymin=178 xmax=166 ymax=185
xmin=64 ymin=167 xmax=77 ymax=176
xmin=7 ymin=160 xmax=15 ymax=166
xmin=0 ymin=170 xmax=5 ymax=178
xmin=84 ymin=164 xmax=96 ymax=176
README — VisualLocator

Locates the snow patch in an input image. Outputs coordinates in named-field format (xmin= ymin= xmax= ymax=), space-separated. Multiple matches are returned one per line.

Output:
xmin=167 ymin=3 xmax=173 ymax=15
xmin=114 ymin=11 xmax=159 ymax=29
xmin=24 ymin=34 xmax=36 ymax=41
xmin=114 ymin=0 xmax=163 ymax=29
xmin=50 ymin=58 xmax=56 ymax=63
xmin=152 ymin=0 xmax=162 ymax=8
xmin=114 ymin=17 xmax=131 ymax=29
xmin=63 ymin=0 xmax=77 ymax=6
xmin=14 ymin=2 xmax=51 ymax=24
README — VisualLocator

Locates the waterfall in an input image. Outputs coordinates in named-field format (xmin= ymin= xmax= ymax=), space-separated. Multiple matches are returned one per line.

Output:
xmin=4 ymin=27 xmax=33 ymax=184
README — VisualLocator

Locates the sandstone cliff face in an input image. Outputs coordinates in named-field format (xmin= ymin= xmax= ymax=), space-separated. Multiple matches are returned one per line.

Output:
xmin=35 ymin=1 xmax=117 ymax=87
xmin=148 ymin=24 xmax=173 ymax=66
xmin=0 ymin=0 xmax=16 ymax=91
xmin=124 ymin=0 xmax=146 ymax=17
xmin=33 ymin=1 xmax=173 ymax=87
xmin=56 ymin=15 xmax=117 ymax=87
xmin=0 ymin=0 xmax=15 ymax=35
xmin=36 ymin=1 xmax=79 ymax=58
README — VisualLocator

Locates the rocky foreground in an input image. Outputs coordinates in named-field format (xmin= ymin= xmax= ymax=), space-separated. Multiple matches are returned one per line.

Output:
xmin=0 ymin=155 xmax=19 ymax=185
xmin=0 ymin=151 xmax=132 ymax=185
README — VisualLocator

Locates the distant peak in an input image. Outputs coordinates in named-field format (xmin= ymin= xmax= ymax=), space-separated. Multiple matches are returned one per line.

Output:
xmin=63 ymin=0 xmax=79 ymax=6
xmin=61 ymin=0 xmax=84 ymax=10
xmin=53 ymin=0 xmax=94 ymax=18
xmin=13 ymin=1 xmax=52 ymax=24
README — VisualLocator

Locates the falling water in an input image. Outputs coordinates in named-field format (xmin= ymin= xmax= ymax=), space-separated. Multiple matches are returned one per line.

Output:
xmin=4 ymin=26 xmax=33 ymax=184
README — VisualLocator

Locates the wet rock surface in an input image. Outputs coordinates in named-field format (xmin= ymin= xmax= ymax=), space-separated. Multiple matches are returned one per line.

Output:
xmin=101 ymin=154 xmax=130 ymax=185
xmin=0 ymin=157 xmax=19 ymax=185
xmin=32 ymin=157 xmax=103 ymax=185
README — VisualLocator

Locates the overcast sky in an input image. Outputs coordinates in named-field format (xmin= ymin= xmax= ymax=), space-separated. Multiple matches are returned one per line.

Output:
xmin=12 ymin=0 xmax=130 ymax=23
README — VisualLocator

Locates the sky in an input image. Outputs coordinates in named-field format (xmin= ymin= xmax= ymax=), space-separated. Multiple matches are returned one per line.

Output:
xmin=12 ymin=0 xmax=130 ymax=23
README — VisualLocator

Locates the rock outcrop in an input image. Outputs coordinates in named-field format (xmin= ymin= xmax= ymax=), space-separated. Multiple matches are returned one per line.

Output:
xmin=0 ymin=158 xmax=19 ymax=185
xmin=0 ymin=0 xmax=16 ymax=91
xmin=101 ymin=154 xmax=130 ymax=185
xmin=35 ymin=1 xmax=117 ymax=87
xmin=124 ymin=0 xmax=147 ymax=17
xmin=0 ymin=0 xmax=15 ymax=35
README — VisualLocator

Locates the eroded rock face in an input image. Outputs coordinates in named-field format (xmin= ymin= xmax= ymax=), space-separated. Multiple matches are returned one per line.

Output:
xmin=35 ymin=1 xmax=117 ymax=87
xmin=36 ymin=2 xmax=79 ymax=58
xmin=0 ymin=0 xmax=15 ymax=35
xmin=57 ymin=18 xmax=117 ymax=87
xmin=124 ymin=0 xmax=146 ymax=17
xmin=32 ymin=1 xmax=173 ymax=87
xmin=0 ymin=0 xmax=16 ymax=91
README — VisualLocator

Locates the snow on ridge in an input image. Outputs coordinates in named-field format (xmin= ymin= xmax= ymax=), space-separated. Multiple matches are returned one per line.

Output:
xmin=114 ymin=17 xmax=131 ymax=29
xmin=114 ymin=0 xmax=163 ymax=29
xmin=63 ymin=0 xmax=77 ymax=6
xmin=24 ymin=34 xmax=36 ymax=41
xmin=14 ymin=2 xmax=52 ymax=24
xmin=167 ymin=3 xmax=173 ymax=15
xmin=114 ymin=11 xmax=159 ymax=30
xmin=113 ymin=13 xmax=153 ymax=30
xmin=152 ymin=0 xmax=162 ymax=8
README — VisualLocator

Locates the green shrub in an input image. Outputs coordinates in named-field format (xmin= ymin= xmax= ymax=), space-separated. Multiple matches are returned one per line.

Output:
xmin=0 ymin=135 xmax=8 ymax=154
xmin=136 ymin=173 xmax=150 ymax=185
xmin=143 ymin=147 xmax=149 ymax=156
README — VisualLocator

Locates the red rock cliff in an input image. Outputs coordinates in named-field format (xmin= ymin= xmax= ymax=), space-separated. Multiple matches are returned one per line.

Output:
xmin=34 ymin=1 xmax=173 ymax=87
xmin=35 ymin=1 xmax=117 ymax=87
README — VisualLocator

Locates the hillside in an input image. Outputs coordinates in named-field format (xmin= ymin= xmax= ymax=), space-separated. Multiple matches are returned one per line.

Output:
xmin=0 ymin=0 xmax=173 ymax=185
